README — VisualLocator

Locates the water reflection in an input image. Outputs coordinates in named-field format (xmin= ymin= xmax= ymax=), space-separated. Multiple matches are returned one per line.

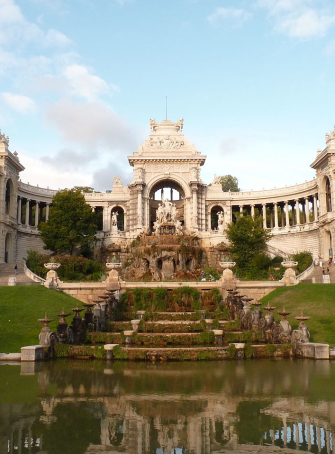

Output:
xmin=1 ymin=359 xmax=335 ymax=453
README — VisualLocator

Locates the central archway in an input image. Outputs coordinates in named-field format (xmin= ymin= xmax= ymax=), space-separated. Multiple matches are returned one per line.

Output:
xmin=148 ymin=179 xmax=186 ymax=232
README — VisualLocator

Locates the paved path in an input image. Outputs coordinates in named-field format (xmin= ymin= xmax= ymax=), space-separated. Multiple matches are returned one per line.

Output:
xmin=0 ymin=263 xmax=38 ymax=286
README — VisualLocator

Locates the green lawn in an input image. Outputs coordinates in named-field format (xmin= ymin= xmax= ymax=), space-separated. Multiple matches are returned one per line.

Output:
xmin=260 ymin=283 xmax=335 ymax=346
xmin=1 ymin=283 xmax=335 ymax=354
xmin=0 ymin=286 xmax=81 ymax=353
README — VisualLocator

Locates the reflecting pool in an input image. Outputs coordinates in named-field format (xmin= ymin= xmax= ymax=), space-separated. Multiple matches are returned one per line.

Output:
xmin=1 ymin=359 xmax=335 ymax=454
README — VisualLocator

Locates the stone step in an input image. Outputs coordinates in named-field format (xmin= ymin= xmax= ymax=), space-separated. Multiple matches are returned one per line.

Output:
xmin=0 ymin=263 xmax=39 ymax=286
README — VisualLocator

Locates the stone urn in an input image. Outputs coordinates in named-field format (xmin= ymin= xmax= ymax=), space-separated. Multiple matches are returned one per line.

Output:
xmin=205 ymin=319 xmax=214 ymax=330
xmin=280 ymin=261 xmax=298 ymax=286
xmin=44 ymin=262 xmax=61 ymax=270
xmin=219 ymin=261 xmax=236 ymax=269
xmin=137 ymin=310 xmax=146 ymax=320
xmin=106 ymin=262 xmax=122 ymax=270
xmin=131 ymin=319 xmax=140 ymax=331
xmin=105 ymin=262 xmax=122 ymax=288
xmin=281 ymin=261 xmax=298 ymax=269
xmin=219 ymin=262 xmax=236 ymax=285
xmin=124 ymin=330 xmax=134 ymax=345
xmin=44 ymin=262 xmax=61 ymax=289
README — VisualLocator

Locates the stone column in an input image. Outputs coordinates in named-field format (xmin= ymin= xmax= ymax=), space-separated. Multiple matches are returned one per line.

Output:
xmin=313 ymin=194 xmax=318 ymax=221
xmin=295 ymin=199 xmax=300 ymax=224
xmin=208 ymin=211 xmax=212 ymax=230
xmin=274 ymin=202 xmax=278 ymax=228
xmin=17 ymin=197 xmax=22 ymax=223
xmin=239 ymin=205 xmax=243 ymax=216
xmin=191 ymin=185 xmax=198 ymax=227
xmin=262 ymin=204 xmax=267 ymax=228
xmin=305 ymin=197 xmax=310 ymax=224
xmin=46 ymin=203 xmax=50 ymax=221
xmin=102 ymin=206 xmax=109 ymax=231
xmin=251 ymin=204 xmax=255 ymax=218
xmin=25 ymin=199 xmax=30 ymax=227
xmin=285 ymin=201 xmax=289 ymax=227
xmin=137 ymin=186 xmax=143 ymax=228
xmin=35 ymin=201 xmax=39 ymax=226
xmin=281 ymin=204 xmax=285 ymax=227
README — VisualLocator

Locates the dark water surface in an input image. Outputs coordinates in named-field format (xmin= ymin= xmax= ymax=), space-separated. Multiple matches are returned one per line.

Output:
xmin=1 ymin=359 xmax=334 ymax=454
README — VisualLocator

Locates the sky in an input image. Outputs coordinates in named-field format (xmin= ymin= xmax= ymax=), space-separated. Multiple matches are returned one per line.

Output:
xmin=1 ymin=0 xmax=335 ymax=192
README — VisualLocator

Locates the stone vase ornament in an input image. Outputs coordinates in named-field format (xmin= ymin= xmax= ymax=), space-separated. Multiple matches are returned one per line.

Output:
xmin=219 ymin=261 xmax=236 ymax=286
xmin=280 ymin=261 xmax=298 ymax=286
xmin=44 ymin=262 xmax=61 ymax=289
xmin=105 ymin=262 xmax=122 ymax=288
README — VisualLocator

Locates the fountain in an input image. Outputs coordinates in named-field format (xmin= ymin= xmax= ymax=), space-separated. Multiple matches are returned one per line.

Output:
xmin=38 ymin=313 xmax=56 ymax=347
xmin=55 ymin=309 xmax=71 ymax=343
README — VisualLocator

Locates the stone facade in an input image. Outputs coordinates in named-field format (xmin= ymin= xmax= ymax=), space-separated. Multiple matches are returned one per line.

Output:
xmin=1 ymin=119 xmax=335 ymax=263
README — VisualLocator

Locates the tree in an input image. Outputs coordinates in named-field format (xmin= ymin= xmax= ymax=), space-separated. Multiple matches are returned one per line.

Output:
xmin=220 ymin=175 xmax=240 ymax=192
xmin=39 ymin=189 xmax=98 ymax=255
xmin=73 ymin=186 xmax=95 ymax=193
xmin=226 ymin=215 xmax=271 ymax=276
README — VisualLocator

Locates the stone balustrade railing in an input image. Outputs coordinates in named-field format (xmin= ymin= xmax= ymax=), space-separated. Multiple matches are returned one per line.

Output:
xmin=18 ymin=182 xmax=57 ymax=197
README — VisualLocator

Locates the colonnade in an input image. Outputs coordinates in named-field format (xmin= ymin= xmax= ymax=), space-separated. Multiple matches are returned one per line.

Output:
xmin=232 ymin=194 xmax=319 ymax=229
xmin=17 ymin=196 xmax=50 ymax=228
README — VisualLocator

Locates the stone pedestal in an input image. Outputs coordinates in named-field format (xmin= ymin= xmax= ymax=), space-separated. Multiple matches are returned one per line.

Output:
xmin=219 ymin=262 xmax=236 ymax=288
xmin=104 ymin=343 xmax=119 ymax=360
xmin=8 ymin=277 xmax=16 ymax=286
xmin=294 ymin=342 xmax=329 ymax=359
xmin=21 ymin=345 xmax=46 ymax=361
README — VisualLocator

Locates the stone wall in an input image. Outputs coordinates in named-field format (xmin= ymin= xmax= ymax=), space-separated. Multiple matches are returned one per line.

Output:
xmin=268 ymin=228 xmax=320 ymax=258
xmin=16 ymin=231 xmax=48 ymax=262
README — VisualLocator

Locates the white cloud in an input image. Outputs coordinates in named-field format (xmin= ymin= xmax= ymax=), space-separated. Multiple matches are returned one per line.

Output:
xmin=46 ymin=98 xmax=139 ymax=150
xmin=0 ymin=0 xmax=71 ymax=47
xmin=20 ymin=152 xmax=92 ymax=189
xmin=258 ymin=0 xmax=335 ymax=38
xmin=44 ymin=29 xmax=72 ymax=48
xmin=207 ymin=7 xmax=252 ymax=28
xmin=1 ymin=92 xmax=37 ymax=113
xmin=63 ymin=65 xmax=111 ymax=101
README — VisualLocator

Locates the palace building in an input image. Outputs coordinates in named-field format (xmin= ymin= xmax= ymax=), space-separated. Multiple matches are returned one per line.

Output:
xmin=1 ymin=118 xmax=335 ymax=264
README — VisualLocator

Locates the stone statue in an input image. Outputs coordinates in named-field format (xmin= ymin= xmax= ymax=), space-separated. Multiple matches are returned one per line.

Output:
xmin=212 ymin=174 xmax=221 ymax=184
xmin=111 ymin=211 xmax=118 ymax=227
xmin=113 ymin=175 xmax=122 ymax=186
xmin=217 ymin=211 xmax=224 ymax=233
xmin=153 ymin=198 xmax=179 ymax=234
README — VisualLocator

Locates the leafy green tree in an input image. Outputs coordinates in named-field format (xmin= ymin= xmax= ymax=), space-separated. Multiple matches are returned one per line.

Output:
xmin=73 ymin=186 xmax=95 ymax=193
xmin=220 ymin=175 xmax=240 ymax=192
xmin=226 ymin=215 xmax=271 ymax=277
xmin=39 ymin=189 xmax=98 ymax=255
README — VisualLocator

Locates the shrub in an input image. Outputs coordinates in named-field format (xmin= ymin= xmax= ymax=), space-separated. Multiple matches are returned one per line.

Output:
xmin=25 ymin=250 xmax=104 ymax=282
xmin=293 ymin=251 xmax=313 ymax=273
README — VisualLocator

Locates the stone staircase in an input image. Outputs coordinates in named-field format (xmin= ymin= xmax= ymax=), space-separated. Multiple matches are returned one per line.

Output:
xmin=300 ymin=261 xmax=335 ymax=283
xmin=0 ymin=263 xmax=39 ymax=286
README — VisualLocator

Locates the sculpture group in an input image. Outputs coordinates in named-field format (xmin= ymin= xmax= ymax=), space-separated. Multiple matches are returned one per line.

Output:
xmin=153 ymin=198 xmax=183 ymax=235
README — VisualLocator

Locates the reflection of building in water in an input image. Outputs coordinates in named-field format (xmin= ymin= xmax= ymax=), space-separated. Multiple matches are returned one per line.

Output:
xmin=2 ymin=362 xmax=335 ymax=454
xmin=261 ymin=398 xmax=335 ymax=453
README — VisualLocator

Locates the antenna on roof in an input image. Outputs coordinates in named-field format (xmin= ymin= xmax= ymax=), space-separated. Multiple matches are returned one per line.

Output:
xmin=166 ymin=95 xmax=168 ymax=120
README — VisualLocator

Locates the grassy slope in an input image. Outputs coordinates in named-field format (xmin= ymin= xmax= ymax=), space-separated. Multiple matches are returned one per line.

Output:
xmin=260 ymin=283 xmax=335 ymax=346
xmin=0 ymin=286 xmax=81 ymax=353
xmin=1 ymin=283 xmax=335 ymax=354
